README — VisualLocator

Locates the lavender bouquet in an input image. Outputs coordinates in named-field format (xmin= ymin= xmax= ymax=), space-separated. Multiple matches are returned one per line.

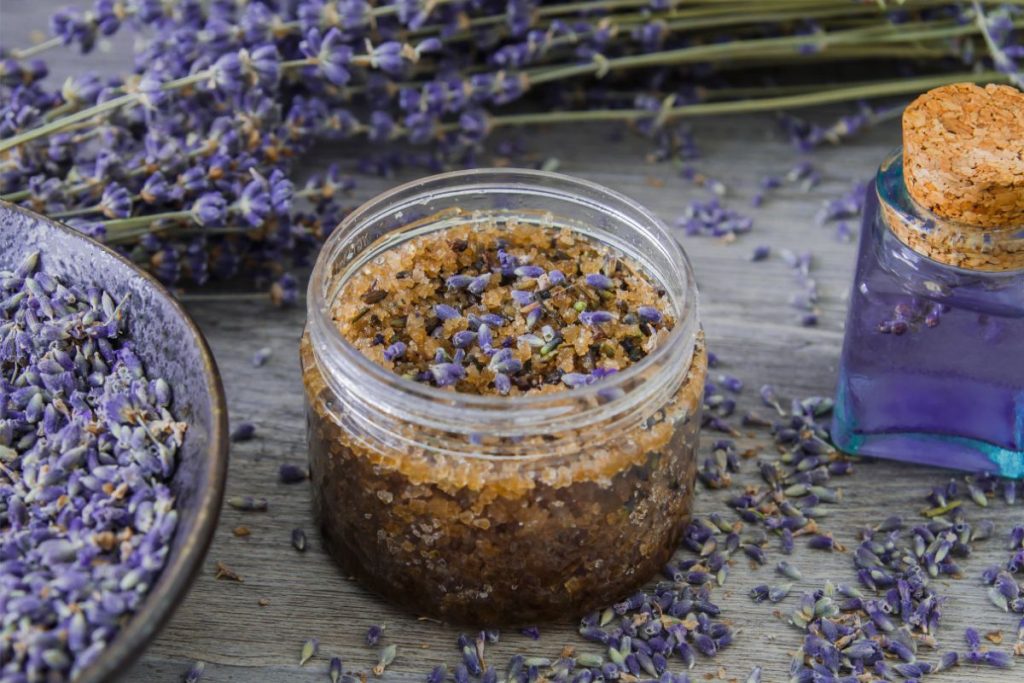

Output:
xmin=0 ymin=0 xmax=1020 ymax=300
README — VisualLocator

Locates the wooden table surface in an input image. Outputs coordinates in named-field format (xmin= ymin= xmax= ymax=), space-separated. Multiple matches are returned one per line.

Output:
xmin=3 ymin=4 xmax=1021 ymax=682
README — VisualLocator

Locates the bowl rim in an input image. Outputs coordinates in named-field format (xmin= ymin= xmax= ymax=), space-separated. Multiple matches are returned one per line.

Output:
xmin=0 ymin=200 xmax=230 ymax=683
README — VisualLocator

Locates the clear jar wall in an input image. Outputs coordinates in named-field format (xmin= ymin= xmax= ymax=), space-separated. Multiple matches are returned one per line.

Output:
xmin=301 ymin=169 xmax=706 ymax=623
xmin=833 ymin=153 xmax=1024 ymax=477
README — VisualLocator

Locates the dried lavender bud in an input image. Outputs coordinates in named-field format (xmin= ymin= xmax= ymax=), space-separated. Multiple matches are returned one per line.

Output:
xmin=366 ymin=624 xmax=385 ymax=646
xmin=228 ymin=496 xmax=269 ymax=512
xmin=717 ymin=374 xmax=743 ymax=393
xmin=426 ymin=665 xmax=447 ymax=683
xmin=966 ymin=627 xmax=982 ymax=651
xmin=373 ymin=644 xmax=397 ymax=676
xmin=742 ymin=543 xmax=767 ymax=565
xmin=292 ymin=528 xmax=307 ymax=552
xmin=330 ymin=657 xmax=343 ymax=683
xmin=776 ymin=561 xmax=803 ymax=580
xmin=807 ymin=534 xmax=842 ymax=551
xmin=279 ymin=462 xmax=309 ymax=483
xmin=251 ymin=346 xmax=273 ymax=367
xmin=300 ymin=638 xmax=319 ymax=666
xmin=231 ymin=422 xmax=257 ymax=442
xmin=745 ymin=666 xmax=761 ymax=683
xmin=585 ymin=273 xmax=614 ymax=290
xmin=520 ymin=626 xmax=541 ymax=640
xmin=185 ymin=661 xmax=206 ymax=683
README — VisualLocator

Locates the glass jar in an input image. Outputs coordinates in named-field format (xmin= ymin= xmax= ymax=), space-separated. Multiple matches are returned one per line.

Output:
xmin=833 ymin=89 xmax=1024 ymax=478
xmin=301 ymin=169 xmax=705 ymax=624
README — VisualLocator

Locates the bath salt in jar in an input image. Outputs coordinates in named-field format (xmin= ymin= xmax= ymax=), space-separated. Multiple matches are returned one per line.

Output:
xmin=833 ymin=83 xmax=1024 ymax=476
xmin=301 ymin=169 xmax=706 ymax=624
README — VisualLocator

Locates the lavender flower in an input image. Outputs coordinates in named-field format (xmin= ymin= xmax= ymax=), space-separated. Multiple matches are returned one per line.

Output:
xmin=191 ymin=192 xmax=228 ymax=227
xmin=100 ymin=182 xmax=132 ymax=219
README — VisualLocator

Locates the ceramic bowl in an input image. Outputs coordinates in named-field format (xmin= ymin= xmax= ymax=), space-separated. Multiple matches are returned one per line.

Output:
xmin=0 ymin=201 xmax=229 ymax=682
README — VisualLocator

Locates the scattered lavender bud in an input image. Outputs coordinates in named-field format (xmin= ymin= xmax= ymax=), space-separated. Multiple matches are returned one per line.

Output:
xmin=366 ymin=624 xmax=385 ymax=646
xmin=717 ymin=374 xmax=743 ymax=393
xmin=807 ymin=534 xmax=841 ymax=551
xmin=185 ymin=661 xmax=206 ymax=683
xmin=751 ymin=245 xmax=771 ymax=262
xmin=520 ymin=626 xmax=541 ymax=640
xmin=768 ymin=583 xmax=793 ymax=602
xmin=776 ymin=561 xmax=803 ymax=580
xmin=279 ymin=463 xmax=309 ymax=483
xmin=300 ymin=638 xmax=319 ymax=666
xmin=291 ymin=527 xmax=307 ymax=552
xmin=227 ymin=496 xmax=269 ymax=512
xmin=330 ymin=657 xmax=343 ymax=683
xmin=231 ymin=422 xmax=256 ymax=442
xmin=585 ymin=273 xmax=614 ymax=290
xmin=799 ymin=313 xmax=818 ymax=327
xmin=373 ymin=644 xmax=397 ymax=676
xmin=251 ymin=346 xmax=273 ymax=367
xmin=426 ymin=665 xmax=447 ymax=683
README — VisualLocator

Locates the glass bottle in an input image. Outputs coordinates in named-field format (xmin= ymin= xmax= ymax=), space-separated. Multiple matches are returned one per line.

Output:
xmin=833 ymin=83 xmax=1024 ymax=477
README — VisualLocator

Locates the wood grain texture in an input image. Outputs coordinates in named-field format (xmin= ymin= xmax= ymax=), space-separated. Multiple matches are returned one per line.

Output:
xmin=2 ymin=3 xmax=1020 ymax=682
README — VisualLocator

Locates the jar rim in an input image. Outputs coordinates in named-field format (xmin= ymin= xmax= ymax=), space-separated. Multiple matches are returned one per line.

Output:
xmin=307 ymin=167 xmax=699 ymax=421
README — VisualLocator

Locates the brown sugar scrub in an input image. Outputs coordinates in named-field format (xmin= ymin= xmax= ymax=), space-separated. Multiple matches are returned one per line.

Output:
xmin=301 ymin=170 xmax=706 ymax=624
xmin=334 ymin=222 xmax=676 ymax=395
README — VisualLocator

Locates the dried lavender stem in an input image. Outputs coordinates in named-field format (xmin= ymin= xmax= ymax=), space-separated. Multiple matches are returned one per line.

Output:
xmin=529 ymin=20 xmax=1016 ymax=86
xmin=8 ymin=35 xmax=64 ymax=59
xmin=472 ymin=70 xmax=1009 ymax=130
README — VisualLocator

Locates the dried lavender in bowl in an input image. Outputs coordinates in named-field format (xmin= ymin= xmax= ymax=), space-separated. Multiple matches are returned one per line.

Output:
xmin=0 ymin=252 xmax=186 ymax=681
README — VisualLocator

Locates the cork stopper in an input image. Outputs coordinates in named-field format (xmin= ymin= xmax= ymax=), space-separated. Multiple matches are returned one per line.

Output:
xmin=886 ymin=83 xmax=1024 ymax=272
xmin=903 ymin=83 xmax=1024 ymax=227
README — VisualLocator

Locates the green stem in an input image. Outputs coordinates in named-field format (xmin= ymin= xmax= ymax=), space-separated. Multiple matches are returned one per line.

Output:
xmin=0 ymin=93 xmax=137 ymax=154
xmin=10 ymin=36 xmax=64 ymax=59
xmin=51 ymin=205 xmax=104 ymax=219
xmin=529 ymin=19 xmax=1012 ymax=86
xmin=462 ymin=70 xmax=1009 ymax=129
xmin=1 ymin=189 xmax=30 ymax=202
xmin=100 ymin=210 xmax=194 ymax=231
xmin=41 ymin=101 xmax=78 ymax=123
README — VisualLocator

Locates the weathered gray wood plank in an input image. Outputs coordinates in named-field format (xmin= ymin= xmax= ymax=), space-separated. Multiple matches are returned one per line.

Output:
xmin=2 ymin=3 xmax=1020 ymax=682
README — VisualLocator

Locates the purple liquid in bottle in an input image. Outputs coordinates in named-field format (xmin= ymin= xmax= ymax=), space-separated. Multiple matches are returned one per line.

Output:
xmin=833 ymin=152 xmax=1024 ymax=477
